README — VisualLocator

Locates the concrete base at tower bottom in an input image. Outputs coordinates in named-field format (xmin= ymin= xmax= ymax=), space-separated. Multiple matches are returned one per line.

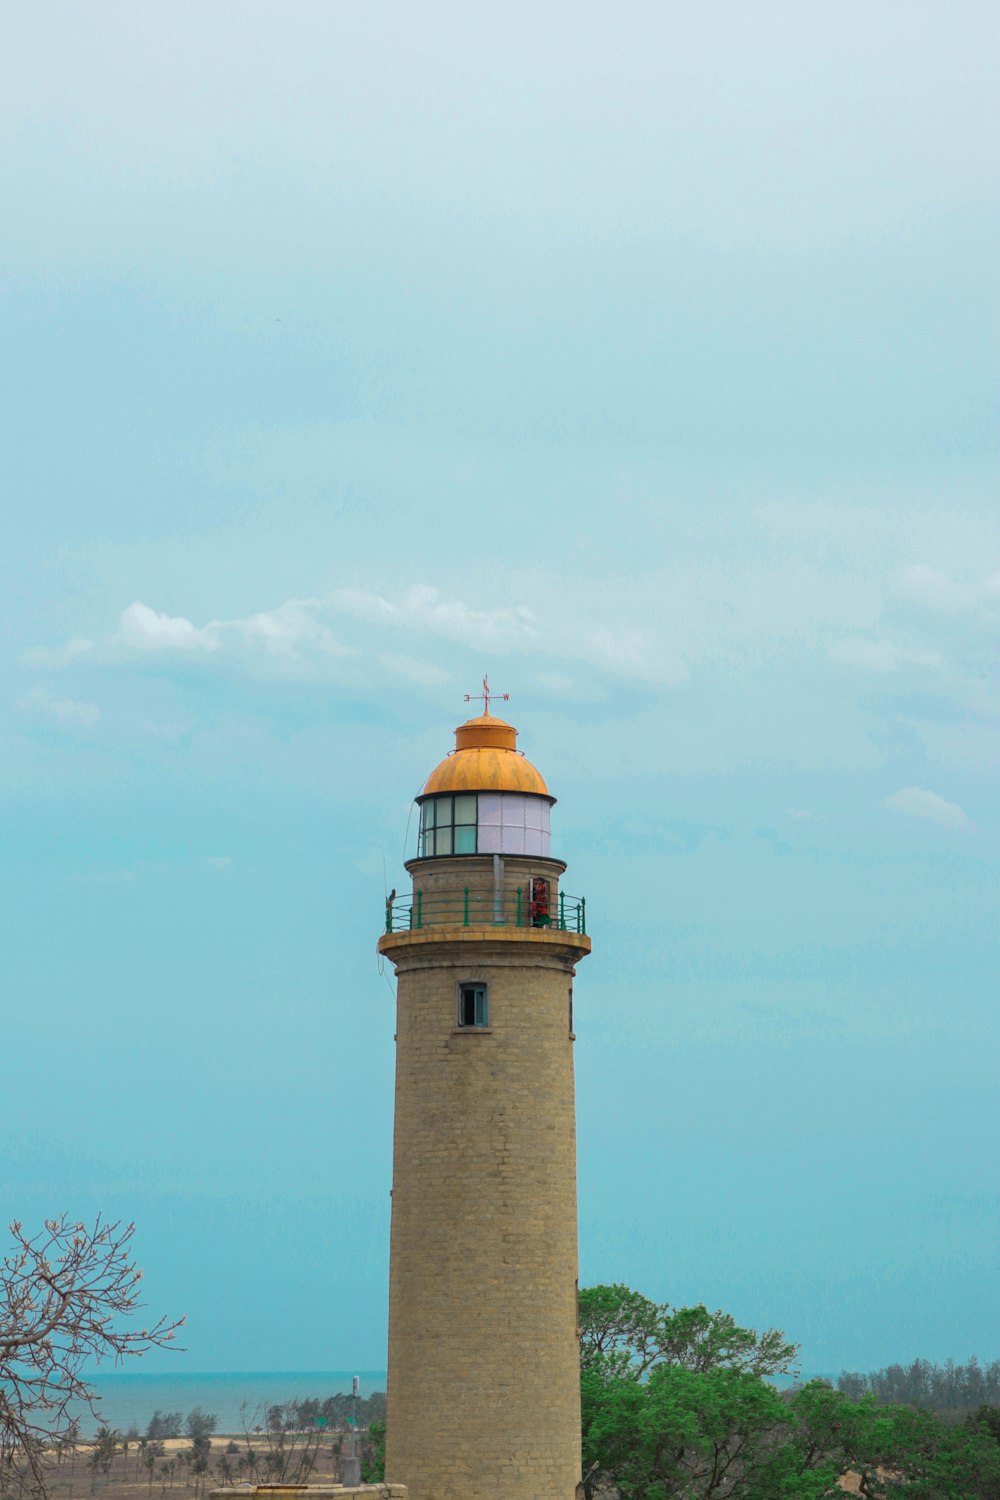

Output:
xmin=209 ymin=1488 xmax=407 ymax=1500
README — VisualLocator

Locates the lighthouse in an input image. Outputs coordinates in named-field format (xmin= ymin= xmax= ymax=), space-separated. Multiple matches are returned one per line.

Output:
xmin=378 ymin=687 xmax=591 ymax=1500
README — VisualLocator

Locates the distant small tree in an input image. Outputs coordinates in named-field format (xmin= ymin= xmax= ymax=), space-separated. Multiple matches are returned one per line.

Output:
xmin=145 ymin=1412 xmax=184 ymax=1441
xmin=0 ymin=1216 xmax=183 ymax=1498
xmin=185 ymin=1406 xmax=217 ymax=1472
xmin=92 ymin=1427 xmax=119 ymax=1474
xmin=188 ymin=1436 xmax=211 ymax=1474
xmin=143 ymin=1444 xmax=159 ymax=1491
xmin=55 ymin=1417 xmax=80 ymax=1466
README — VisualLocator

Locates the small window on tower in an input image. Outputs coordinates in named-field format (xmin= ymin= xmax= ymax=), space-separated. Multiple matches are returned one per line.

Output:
xmin=457 ymin=982 xmax=489 ymax=1028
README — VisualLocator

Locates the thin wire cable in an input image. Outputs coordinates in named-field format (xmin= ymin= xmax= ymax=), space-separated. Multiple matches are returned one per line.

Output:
xmin=376 ymin=787 xmax=422 ymax=1005
xmin=402 ymin=788 xmax=422 ymax=863
xmin=376 ymin=949 xmax=396 ymax=1003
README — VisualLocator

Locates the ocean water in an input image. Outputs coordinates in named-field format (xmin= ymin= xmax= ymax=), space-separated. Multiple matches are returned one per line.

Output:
xmin=77 ymin=1367 xmax=835 ymax=1437
xmin=80 ymin=1372 xmax=387 ymax=1438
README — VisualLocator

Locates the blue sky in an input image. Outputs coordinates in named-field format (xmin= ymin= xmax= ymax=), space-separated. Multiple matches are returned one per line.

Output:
xmin=2 ymin=1 xmax=997 ymax=1376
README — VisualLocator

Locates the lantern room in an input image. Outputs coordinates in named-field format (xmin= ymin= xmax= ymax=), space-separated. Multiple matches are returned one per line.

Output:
xmin=416 ymin=710 xmax=555 ymax=858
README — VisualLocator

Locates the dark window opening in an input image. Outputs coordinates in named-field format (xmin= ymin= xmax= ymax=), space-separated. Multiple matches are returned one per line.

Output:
xmin=458 ymin=982 xmax=489 ymax=1028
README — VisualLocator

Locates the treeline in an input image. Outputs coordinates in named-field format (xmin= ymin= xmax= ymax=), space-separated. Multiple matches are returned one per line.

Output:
xmin=260 ymin=1394 xmax=386 ymax=1433
xmin=145 ymin=1409 xmax=217 ymax=1441
xmin=838 ymin=1357 xmax=1000 ymax=1413
xmin=142 ymin=1394 xmax=386 ymax=1442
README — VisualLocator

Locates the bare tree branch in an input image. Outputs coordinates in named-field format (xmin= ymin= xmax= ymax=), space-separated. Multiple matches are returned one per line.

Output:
xmin=0 ymin=1215 xmax=184 ymax=1499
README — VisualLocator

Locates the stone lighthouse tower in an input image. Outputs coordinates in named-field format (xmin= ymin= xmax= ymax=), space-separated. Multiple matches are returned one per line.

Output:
xmin=378 ymin=690 xmax=591 ymax=1500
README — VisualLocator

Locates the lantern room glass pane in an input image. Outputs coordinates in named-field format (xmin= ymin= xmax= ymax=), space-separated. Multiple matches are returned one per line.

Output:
xmin=435 ymin=826 xmax=453 ymax=855
xmin=435 ymin=796 xmax=453 ymax=827
xmin=454 ymin=794 xmax=476 ymax=824
xmin=478 ymin=793 xmax=503 ymax=825
xmin=454 ymin=825 xmax=476 ymax=854
xmin=501 ymin=794 xmax=527 ymax=828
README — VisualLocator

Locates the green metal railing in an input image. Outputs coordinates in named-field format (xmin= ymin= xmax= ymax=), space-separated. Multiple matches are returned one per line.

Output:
xmin=384 ymin=888 xmax=587 ymax=936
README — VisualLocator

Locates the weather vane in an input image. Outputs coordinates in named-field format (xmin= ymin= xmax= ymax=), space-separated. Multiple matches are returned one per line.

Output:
xmin=464 ymin=674 xmax=509 ymax=716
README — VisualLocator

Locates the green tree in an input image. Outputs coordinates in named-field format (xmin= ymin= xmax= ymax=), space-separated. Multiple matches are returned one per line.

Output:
xmin=580 ymin=1283 xmax=810 ymax=1499
xmin=143 ymin=1440 xmax=161 ymax=1488
xmin=580 ymin=1283 xmax=799 ymax=1381
xmin=583 ymin=1363 xmax=846 ymax=1498
xmin=188 ymin=1436 xmax=212 ymax=1475
xmin=966 ymin=1404 xmax=1000 ymax=1446
xmin=185 ymin=1409 xmax=217 ymax=1442
xmin=91 ymin=1427 xmax=119 ymax=1474
xmin=145 ymin=1412 xmax=183 ymax=1441
xmin=580 ymin=1287 xmax=1000 ymax=1500
xmin=360 ymin=1418 xmax=385 ymax=1484
xmin=837 ymin=1357 xmax=1000 ymax=1414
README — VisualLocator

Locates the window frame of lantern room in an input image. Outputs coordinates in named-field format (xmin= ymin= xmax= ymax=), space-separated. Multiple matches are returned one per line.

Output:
xmin=419 ymin=793 xmax=478 ymax=857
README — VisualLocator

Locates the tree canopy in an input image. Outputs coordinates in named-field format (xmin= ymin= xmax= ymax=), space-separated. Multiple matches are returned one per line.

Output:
xmin=579 ymin=1284 xmax=1000 ymax=1500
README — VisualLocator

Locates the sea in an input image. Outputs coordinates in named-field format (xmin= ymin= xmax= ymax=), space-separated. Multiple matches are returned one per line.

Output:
xmin=77 ymin=1367 xmax=835 ymax=1438
xmin=79 ymin=1372 xmax=387 ymax=1438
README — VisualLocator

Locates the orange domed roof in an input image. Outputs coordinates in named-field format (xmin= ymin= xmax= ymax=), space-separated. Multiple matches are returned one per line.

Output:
xmin=421 ymin=712 xmax=552 ymax=799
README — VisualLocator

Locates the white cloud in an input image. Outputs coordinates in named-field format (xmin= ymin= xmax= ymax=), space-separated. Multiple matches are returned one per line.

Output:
xmin=331 ymin=584 xmax=537 ymax=651
xmin=896 ymin=565 xmax=975 ymax=614
xmin=29 ymin=597 xmax=356 ymax=673
xmin=119 ymin=601 xmax=221 ymax=652
xmin=22 ymin=636 xmax=94 ymax=668
xmin=882 ymin=786 xmax=972 ymax=832
xmin=238 ymin=599 xmax=352 ymax=660
xmin=31 ymin=587 xmax=528 ymax=676
xmin=18 ymin=685 xmax=99 ymax=728
xmin=206 ymin=855 xmax=233 ymax=871
xmin=829 ymin=637 xmax=942 ymax=672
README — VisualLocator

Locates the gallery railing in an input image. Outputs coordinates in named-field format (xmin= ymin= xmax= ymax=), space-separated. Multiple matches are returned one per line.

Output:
xmin=384 ymin=889 xmax=586 ymax=936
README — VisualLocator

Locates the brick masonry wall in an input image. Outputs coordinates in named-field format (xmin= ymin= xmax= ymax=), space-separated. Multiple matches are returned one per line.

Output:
xmin=403 ymin=853 xmax=567 ymax=930
xmin=381 ymin=914 xmax=590 ymax=1500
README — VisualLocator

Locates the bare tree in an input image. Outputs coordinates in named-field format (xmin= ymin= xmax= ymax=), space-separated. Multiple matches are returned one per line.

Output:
xmin=0 ymin=1215 xmax=184 ymax=1498
xmin=235 ymin=1403 xmax=323 ymax=1485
